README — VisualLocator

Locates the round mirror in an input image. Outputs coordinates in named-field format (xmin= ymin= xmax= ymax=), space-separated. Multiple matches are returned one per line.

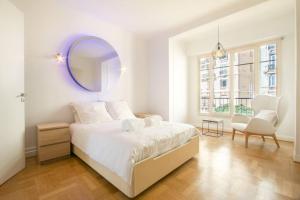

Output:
xmin=67 ymin=36 xmax=121 ymax=92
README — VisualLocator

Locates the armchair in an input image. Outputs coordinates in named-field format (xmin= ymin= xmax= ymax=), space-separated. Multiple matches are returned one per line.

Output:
xmin=231 ymin=95 xmax=281 ymax=148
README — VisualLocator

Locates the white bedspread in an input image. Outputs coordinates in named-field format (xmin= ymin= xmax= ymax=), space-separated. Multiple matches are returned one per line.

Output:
xmin=70 ymin=121 xmax=198 ymax=184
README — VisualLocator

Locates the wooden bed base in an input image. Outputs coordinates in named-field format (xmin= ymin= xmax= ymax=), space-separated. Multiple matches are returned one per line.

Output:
xmin=72 ymin=135 xmax=199 ymax=198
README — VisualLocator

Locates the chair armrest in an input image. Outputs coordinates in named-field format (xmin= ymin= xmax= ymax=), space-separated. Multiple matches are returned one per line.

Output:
xmin=245 ymin=118 xmax=276 ymax=135
xmin=231 ymin=114 xmax=250 ymax=124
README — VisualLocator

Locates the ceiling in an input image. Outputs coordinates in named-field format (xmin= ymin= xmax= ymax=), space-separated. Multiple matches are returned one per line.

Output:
xmin=175 ymin=0 xmax=294 ymax=43
xmin=60 ymin=0 xmax=268 ymax=36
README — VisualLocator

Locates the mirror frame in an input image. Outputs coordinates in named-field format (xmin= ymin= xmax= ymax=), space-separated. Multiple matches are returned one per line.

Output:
xmin=66 ymin=36 xmax=121 ymax=92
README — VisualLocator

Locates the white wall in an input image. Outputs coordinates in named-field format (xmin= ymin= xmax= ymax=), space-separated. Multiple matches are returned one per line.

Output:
xmin=185 ymin=3 xmax=296 ymax=140
xmin=169 ymin=39 xmax=189 ymax=122
xmin=148 ymin=35 xmax=170 ymax=120
xmin=11 ymin=0 xmax=149 ymax=156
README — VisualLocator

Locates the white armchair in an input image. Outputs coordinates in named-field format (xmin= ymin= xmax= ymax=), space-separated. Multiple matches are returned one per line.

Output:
xmin=231 ymin=95 xmax=281 ymax=148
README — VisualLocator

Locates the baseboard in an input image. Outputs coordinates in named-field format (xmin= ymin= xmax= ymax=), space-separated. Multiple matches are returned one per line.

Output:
xmin=276 ymin=135 xmax=294 ymax=142
xmin=25 ymin=146 xmax=37 ymax=158
xmin=293 ymin=153 xmax=300 ymax=162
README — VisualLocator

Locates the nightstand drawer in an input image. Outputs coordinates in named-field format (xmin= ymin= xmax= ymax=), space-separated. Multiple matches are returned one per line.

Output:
xmin=38 ymin=128 xmax=70 ymax=146
xmin=39 ymin=142 xmax=70 ymax=162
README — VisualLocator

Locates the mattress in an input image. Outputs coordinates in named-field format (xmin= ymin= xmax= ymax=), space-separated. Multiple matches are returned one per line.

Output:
xmin=70 ymin=120 xmax=198 ymax=184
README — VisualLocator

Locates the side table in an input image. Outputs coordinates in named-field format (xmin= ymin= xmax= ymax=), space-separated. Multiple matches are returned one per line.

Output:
xmin=201 ymin=118 xmax=224 ymax=136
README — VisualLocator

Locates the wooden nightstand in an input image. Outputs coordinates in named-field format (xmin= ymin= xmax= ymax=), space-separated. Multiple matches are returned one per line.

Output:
xmin=37 ymin=122 xmax=70 ymax=163
xmin=135 ymin=113 xmax=157 ymax=119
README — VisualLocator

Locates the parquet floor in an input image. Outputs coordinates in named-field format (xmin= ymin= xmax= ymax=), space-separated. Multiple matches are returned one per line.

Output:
xmin=1 ymin=133 xmax=300 ymax=200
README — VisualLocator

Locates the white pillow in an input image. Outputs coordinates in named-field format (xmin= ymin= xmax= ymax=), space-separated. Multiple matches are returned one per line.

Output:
xmin=70 ymin=104 xmax=81 ymax=123
xmin=255 ymin=109 xmax=278 ymax=126
xmin=74 ymin=113 xmax=81 ymax=123
xmin=144 ymin=115 xmax=163 ymax=127
xmin=106 ymin=101 xmax=136 ymax=120
xmin=70 ymin=102 xmax=113 ymax=124
xmin=122 ymin=118 xmax=145 ymax=132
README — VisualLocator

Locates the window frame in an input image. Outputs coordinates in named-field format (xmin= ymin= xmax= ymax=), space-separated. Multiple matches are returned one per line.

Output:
xmin=198 ymin=38 xmax=281 ymax=117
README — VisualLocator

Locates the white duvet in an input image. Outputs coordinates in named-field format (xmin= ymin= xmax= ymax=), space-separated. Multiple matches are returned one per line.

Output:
xmin=70 ymin=121 xmax=198 ymax=184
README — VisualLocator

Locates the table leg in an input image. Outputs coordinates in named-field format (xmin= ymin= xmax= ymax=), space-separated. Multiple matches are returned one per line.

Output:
xmin=222 ymin=121 xmax=224 ymax=136
xmin=208 ymin=122 xmax=210 ymax=133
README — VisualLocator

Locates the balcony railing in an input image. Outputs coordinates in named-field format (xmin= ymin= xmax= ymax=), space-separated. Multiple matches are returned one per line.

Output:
xmin=200 ymin=97 xmax=254 ymax=115
xmin=234 ymin=97 xmax=253 ymax=115
xmin=213 ymin=97 xmax=230 ymax=113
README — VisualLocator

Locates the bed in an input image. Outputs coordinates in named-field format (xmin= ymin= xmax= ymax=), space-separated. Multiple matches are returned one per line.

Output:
xmin=70 ymin=120 xmax=199 ymax=198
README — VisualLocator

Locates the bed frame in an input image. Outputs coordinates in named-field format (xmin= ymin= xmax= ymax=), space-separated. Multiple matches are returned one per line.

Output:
xmin=72 ymin=135 xmax=199 ymax=198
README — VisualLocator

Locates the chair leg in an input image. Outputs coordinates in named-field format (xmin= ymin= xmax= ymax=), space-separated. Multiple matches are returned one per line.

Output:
xmin=245 ymin=133 xmax=249 ymax=148
xmin=232 ymin=129 xmax=236 ymax=140
xmin=273 ymin=134 xmax=280 ymax=148
xmin=261 ymin=136 xmax=265 ymax=142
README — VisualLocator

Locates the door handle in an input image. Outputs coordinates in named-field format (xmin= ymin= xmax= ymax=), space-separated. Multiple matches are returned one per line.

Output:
xmin=16 ymin=93 xmax=25 ymax=102
xmin=16 ymin=93 xmax=25 ymax=98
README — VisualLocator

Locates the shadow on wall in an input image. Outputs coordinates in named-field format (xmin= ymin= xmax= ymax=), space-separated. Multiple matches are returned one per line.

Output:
xmin=277 ymin=97 xmax=287 ymax=127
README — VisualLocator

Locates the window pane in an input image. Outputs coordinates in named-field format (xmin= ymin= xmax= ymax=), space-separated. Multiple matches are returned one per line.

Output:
xmin=259 ymin=44 xmax=277 ymax=96
xmin=213 ymin=56 xmax=230 ymax=113
xmin=260 ymin=44 xmax=276 ymax=62
xmin=200 ymin=57 xmax=210 ymax=113
xmin=233 ymin=50 xmax=254 ymax=115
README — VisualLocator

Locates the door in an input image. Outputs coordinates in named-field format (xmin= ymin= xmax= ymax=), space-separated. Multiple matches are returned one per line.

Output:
xmin=0 ymin=0 xmax=25 ymax=184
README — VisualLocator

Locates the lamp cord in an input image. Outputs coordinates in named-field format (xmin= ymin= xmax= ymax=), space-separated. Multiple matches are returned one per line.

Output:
xmin=218 ymin=25 xmax=220 ymax=43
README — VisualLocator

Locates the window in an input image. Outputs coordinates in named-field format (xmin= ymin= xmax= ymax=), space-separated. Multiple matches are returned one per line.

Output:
xmin=269 ymin=74 xmax=276 ymax=88
xmin=199 ymin=40 xmax=280 ymax=116
xmin=220 ymin=79 xmax=227 ymax=89
xmin=199 ymin=58 xmax=210 ymax=113
xmin=259 ymin=44 xmax=277 ymax=95
xmin=232 ymin=49 xmax=255 ymax=115
xmin=212 ymin=56 xmax=230 ymax=114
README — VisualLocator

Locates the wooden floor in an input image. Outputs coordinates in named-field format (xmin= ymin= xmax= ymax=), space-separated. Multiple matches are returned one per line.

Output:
xmin=1 ymin=133 xmax=300 ymax=200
